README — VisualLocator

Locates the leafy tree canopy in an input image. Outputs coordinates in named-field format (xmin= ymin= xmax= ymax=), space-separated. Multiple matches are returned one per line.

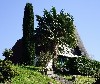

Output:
xmin=35 ymin=7 xmax=77 ymax=54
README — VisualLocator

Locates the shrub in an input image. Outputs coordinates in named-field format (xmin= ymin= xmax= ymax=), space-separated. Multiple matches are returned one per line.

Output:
xmin=57 ymin=55 xmax=100 ymax=76
xmin=0 ymin=60 xmax=18 ymax=83
xmin=76 ymin=56 xmax=100 ymax=76
xmin=2 ymin=48 xmax=13 ymax=60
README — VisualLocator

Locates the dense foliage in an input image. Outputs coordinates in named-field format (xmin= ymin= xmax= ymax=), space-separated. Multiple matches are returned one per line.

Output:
xmin=22 ymin=3 xmax=35 ymax=65
xmin=0 ymin=60 xmax=18 ymax=83
xmin=56 ymin=55 xmax=100 ymax=78
xmin=2 ymin=48 xmax=13 ymax=60
xmin=35 ymin=7 xmax=77 ymax=53
xmin=35 ymin=7 xmax=77 ymax=69
xmin=76 ymin=56 xmax=100 ymax=77
xmin=36 ymin=51 xmax=52 ymax=67
xmin=1 ymin=2 xmax=100 ymax=83
xmin=59 ymin=56 xmax=100 ymax=77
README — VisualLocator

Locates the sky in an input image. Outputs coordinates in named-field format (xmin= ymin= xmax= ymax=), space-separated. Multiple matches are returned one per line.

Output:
xmin=0 ymin=0 xmax=100 ymax=61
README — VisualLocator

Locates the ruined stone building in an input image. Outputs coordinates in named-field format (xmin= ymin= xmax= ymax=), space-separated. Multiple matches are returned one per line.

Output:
xmin=10 ymin=28 xmax=89 ymax=64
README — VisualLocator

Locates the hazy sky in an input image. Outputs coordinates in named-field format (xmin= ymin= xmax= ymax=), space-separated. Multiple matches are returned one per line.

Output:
xmin=0 ymin=0 xmax=100 ymax=61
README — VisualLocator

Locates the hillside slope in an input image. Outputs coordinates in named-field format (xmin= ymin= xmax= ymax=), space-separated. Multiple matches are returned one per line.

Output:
xmin=9 ymin=65 xmax=60 ymax=84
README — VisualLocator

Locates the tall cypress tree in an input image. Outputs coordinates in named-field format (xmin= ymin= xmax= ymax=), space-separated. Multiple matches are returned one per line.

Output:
xmin=22 ymin=3 xmax=34 ymax=65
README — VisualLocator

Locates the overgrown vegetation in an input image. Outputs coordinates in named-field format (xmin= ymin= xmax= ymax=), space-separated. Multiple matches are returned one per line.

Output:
xmin=35 ymin=7 xmax=78 ymax=70
xmin=0 ymin=61 xmax=98 ymax=84
xmin=2 ymin=48 xmax=13 ymax=60
xmin=76 ymin=56 xmax=100 ymax=78
xmin=1 ymin=49 xmax=17 ymax=83
xmin=56 ymin=56 xmax=100 ymax=78
xmin=0 ymin=60 xmax=18 ymax=83
xmin=36 ymin=51 xmax=52 ymax=67
xmin=1 ymin=2 xmax=100 ymax=84
xmin=9 ymin=65 xmax=60 ymax=84
xmin=0 ymin=60 xmax=60 ymax=84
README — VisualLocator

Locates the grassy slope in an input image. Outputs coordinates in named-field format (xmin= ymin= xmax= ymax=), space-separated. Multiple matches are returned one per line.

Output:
xmin=9 ymin=65 xmax=60 ymax=84
xmin=5 ymin=65 xmax=96 ymax=84
xmin=65 ymin=75 xmax=96 ymax=84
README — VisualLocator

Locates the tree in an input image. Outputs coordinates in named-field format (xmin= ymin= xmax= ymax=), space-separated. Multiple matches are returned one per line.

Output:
xmin=2 ymin=48 xmax=13 ymax=60
xmin=35 ymin=7 xmax=77 ymax=69
xmin=22 ymin=3 xmax=35 ymax=65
